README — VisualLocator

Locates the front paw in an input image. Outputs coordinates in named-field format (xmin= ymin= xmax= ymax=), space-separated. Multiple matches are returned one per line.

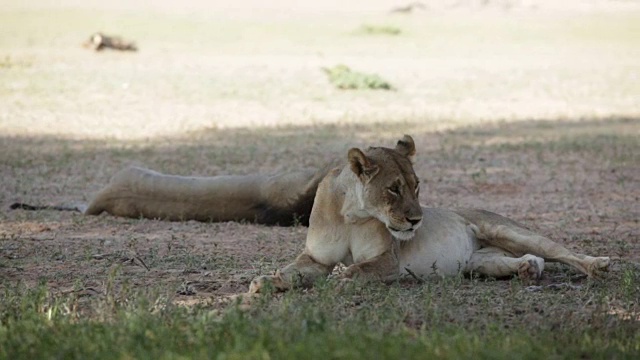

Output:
xmin=248 ymin=273 xmax=289 ymax=294
xmin=338 ymin=265 xmax=363 ymax=280
xmin=223 ymin=293 xmax=259 ymax=311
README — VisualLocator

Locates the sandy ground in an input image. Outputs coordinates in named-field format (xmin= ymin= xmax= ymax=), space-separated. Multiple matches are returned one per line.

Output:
xmin=1 ymin=1 xmax=639 ymax=138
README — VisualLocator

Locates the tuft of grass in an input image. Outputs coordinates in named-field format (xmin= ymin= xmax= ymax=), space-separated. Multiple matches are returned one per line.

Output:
xmin=0 ymin=55 xmax=32 ymax=69
xmin=322 ymin=65 xmax=394 ymax=90
xmin=358 ymin=24 xmax=402 ymax=36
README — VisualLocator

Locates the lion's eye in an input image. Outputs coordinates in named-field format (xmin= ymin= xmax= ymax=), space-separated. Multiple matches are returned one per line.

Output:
xmin=387 ymin=186 xmax=400 ymax=196
xmin=415 ymin=186 xmax=420 ymax=196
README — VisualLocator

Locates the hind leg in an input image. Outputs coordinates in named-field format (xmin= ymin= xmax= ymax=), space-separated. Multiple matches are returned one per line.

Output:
xmin=467 ymin=247 xmax=545 ymax=282
xmin=473 ymin=222 xmax=609 ymax=277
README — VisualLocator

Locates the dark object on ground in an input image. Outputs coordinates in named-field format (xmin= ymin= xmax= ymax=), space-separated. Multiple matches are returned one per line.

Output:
xmin=83 ymin=33 xmax=138 ymax=52
xmin=390 ymin=2 xmax=427 ymax=13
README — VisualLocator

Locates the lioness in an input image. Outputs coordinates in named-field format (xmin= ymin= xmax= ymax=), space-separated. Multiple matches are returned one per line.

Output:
xmin=246 ymin=135 xmax=610 ymax=293
xmin=11 ymin=136 xmax=610 ymax=290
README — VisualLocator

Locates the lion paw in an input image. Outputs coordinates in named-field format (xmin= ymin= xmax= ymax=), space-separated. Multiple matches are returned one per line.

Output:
xmin=248 ymin=274 xmax=289 ymax=294
xmin=587 ymin=256 xmax=610 ymax=277
xmin=518 ymin=255 xmax=544 ymax=282
xmin=248 ymin=275 xmax=271 ymax=294
xmin=223 ymin=293 xmax=259 ymax=311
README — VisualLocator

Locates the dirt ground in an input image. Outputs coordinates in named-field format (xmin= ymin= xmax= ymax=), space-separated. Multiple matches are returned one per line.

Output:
xmin=1 ymin=1 xmax=639 ymax=304
xmin=1 ymin=119 xmax=638 ymax=303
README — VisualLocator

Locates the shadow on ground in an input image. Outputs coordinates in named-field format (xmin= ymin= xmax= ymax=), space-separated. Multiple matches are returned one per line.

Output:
xmin=0 ymin=116 xmax=638 ymax=298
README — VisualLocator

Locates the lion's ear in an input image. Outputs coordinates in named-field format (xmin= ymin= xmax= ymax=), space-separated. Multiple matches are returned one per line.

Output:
xmin=348 ymin=148 xmax=379 ymax=180
xmin=395 ymin=135 xmax=416 ymax=163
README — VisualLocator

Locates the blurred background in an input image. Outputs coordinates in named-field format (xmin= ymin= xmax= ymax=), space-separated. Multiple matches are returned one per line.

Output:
xmin=1 ymin=0 xmax=639 ymax=139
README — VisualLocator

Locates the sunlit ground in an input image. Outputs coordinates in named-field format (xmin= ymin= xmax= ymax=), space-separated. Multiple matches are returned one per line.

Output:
xmin=1 ymin=0 xmax=639 ymax=139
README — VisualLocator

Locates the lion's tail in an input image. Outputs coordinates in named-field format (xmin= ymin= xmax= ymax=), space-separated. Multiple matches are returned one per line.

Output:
xmin=9 ymin=202 xmax=87 ymax=213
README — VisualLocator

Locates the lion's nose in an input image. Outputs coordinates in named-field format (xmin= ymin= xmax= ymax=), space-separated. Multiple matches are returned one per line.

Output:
xmin=407 ymin=217 xmax=422 ymax=226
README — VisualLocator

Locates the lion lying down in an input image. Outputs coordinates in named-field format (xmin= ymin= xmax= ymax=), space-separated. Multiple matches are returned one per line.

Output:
xmin=13 ymin=136 xmax=610 ymax=291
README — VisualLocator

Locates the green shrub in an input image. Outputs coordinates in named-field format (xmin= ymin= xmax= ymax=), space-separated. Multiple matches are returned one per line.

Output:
xmin=323 ymin=65 xmax=394 ymax=90
xmin=359 ymin=24 xmax=402 ymax=36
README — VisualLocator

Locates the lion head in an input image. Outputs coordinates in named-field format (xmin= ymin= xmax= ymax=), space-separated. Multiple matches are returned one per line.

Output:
xmin=347 ymin=135 xmax=423 ymax=240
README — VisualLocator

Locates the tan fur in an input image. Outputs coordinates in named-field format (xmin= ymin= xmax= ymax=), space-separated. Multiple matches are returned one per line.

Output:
xmin=84 ymin=163 xmax=336 ymax=226
xmin=249 ymin=136 xmax=610 ymax=293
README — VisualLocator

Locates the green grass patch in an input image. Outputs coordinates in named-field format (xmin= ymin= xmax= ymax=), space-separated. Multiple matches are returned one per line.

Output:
xmin=2 ymin=268 xmax=639 ymax=359
xmin=358 ymin=24 xmax=402 ymax=36
xmin=323 ymin=65 xmax=394 ymax=90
